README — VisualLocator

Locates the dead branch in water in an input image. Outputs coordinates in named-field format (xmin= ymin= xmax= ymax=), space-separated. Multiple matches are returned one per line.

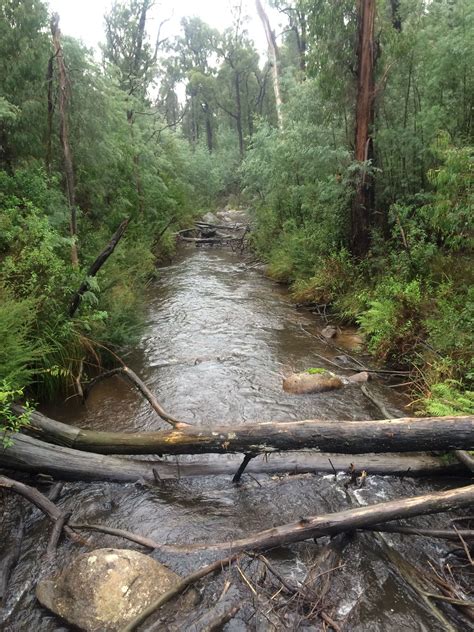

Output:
xmin=0 ymin=476 xmax=85 ymax=546
xmin=83 ymin=365 xmax=188 ymax=428
xmin=3 ymin=432 xmax=464 ymax=484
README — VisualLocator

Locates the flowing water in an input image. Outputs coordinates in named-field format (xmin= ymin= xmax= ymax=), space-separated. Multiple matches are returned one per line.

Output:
xmin=0 ymin=243 xmax=470 ymax=631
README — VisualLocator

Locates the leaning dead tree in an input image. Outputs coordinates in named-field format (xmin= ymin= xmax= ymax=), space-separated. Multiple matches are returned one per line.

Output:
xmin=20 ymin=406 xmax=474 ymax=456
xmin=50 ymin=13 xmax=79 ymax=267
xmin=68 ymin=218 xmax=130 ymax=316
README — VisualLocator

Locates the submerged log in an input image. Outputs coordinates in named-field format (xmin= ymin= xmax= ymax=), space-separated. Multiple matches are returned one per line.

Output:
xmin=20 ymin=407 xmax=474 ymax=456
xmin=165 ymin=484 xmax=474 ymax=554
xmin=0 ymin=433 xmax=464 ymax=483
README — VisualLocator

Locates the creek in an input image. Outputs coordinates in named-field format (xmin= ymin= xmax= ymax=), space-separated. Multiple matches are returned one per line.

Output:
xmin=0 ymin=245 xmax=468 ymax=631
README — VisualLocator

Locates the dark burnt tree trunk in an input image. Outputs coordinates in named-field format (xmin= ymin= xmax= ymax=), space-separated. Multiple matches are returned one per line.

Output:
xmin=350 ymin=0 xmax=376 ymax=258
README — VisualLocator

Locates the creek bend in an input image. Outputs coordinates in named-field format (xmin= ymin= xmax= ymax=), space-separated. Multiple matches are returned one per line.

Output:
xmin=1 ymin=246 xmax=468 ymax=631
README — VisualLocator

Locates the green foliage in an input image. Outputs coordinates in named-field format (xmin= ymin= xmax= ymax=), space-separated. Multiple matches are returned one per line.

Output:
xmin=357 ymin=279 xmax=425 ymax=363
xmin=422 ymin=381 xmax=474 ymax=417
xmin=305 ymin=368 xmax=328 ymax=375
xmin=0 ymin=286 xmax=43 ymax=390
xmin=0 ymin=382 xmax=31 ymax=448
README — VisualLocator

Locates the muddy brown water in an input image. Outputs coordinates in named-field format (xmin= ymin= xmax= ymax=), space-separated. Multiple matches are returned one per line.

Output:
xmin=0 ymin=246 xmax=470 ymax=631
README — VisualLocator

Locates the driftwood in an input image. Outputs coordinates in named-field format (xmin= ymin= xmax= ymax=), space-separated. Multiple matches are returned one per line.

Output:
xmin=19 ymin=406 xmax=474 ymax=455
xmin=179 ymin=235 xmax=242 ymax=244
xmin=0 ymin=476 xmax=83 ymax=545
xmin=454 ymin=449 xmax=474 ymax=473
xmin=361 ymin=386 xmax=474 ymax=478
xmin=157 ymin=484 xmax=474 ymax=554
xmin=184 ymin=601 xmax=241 ymax=632
xmin=2 ymin=433 xmax=464 ymax=483
xmin=69 ymin=218 xmax=130 ymax=317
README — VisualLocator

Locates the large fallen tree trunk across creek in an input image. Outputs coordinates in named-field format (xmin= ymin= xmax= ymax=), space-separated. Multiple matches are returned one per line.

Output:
xmin=0 ymin=433 xmax=466 ymax=483
xmin=19 ymin=407 xmax=474 ymax=455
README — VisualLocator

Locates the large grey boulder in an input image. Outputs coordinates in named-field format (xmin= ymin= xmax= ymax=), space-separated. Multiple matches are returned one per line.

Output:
xmin=36 ymin=548 xmax=193 ymax=632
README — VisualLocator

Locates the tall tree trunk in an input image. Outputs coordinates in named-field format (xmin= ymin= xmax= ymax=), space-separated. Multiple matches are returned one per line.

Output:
xmin=235 ymin=74 xmax=244 ymax=158
xmin=350 ymin=0 xmax=376 ymax=258
xmin=131 ymin=0 xmax=150 ymax=96
xmin=45 ymin=53 xmax=54 ymax=175
xmin=203 ymin=102 xmax=213 ymax=152
xmin=256 ymin=0 xmax=283 ymax=129
xmin=50 ymin=13 xmax=79 ymax=267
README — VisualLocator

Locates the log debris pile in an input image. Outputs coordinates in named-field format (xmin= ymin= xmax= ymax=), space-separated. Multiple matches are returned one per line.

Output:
xmin=176 ymin=218 xmax=250 ymax=248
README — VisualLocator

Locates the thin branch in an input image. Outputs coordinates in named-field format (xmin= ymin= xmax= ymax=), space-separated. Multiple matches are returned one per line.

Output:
xmin=83 ymin=365 xmax=189 ymax=428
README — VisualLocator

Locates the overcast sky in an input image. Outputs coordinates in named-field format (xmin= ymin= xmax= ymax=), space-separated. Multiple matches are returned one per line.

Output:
xmin=46 ymin=0 xmax=282 ymax=59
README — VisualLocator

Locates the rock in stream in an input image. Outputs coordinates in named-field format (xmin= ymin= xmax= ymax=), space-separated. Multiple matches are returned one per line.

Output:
xmin=36 ymin=548 xmax=193 ymax=632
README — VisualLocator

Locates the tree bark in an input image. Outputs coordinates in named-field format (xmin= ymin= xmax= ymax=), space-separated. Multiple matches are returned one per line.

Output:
xmin=21 ymin=406 xmax=474 ymax=456
xmin=50 ymin=13 xmax=79 ymax=267
xmin=1 ymin=432 xmax=465 ymax=483
xmin=256 ymin=0 xmax=283 ymax=129
xmin=68 ymin=218 xmax=130 ymax=317
xmin=350 ymin=0 xmax=376 ymax=258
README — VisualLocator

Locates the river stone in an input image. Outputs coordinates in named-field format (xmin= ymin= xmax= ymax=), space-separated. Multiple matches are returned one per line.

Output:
xmin=283 ymin=371 xmax=343 ymax=394
xmin=321 ymin=325 xmax=337 ymax=339
xmin=347 ymin=371 xmax=370 ymax=383
xmin=201 ymin=211 xmax=219 ymax=225
xmin=36 ymin=548 xmax=190 ymax=632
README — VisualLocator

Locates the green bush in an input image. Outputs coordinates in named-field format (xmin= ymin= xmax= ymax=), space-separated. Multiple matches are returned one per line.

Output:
xmin=357 ymin=279 xmax=425 ymax=363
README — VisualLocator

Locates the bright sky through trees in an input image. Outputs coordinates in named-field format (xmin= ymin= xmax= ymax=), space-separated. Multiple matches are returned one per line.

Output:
xmin=46 ymin=0 xmax=277 ymax=56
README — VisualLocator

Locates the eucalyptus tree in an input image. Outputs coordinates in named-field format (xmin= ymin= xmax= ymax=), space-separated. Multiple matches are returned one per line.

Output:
xmin=174 ymin=17 xmax=220 ymax=150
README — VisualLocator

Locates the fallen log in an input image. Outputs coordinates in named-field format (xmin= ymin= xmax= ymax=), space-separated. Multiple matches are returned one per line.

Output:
xmin=160 ymin=484 xmax=474 ymax=554
xmin=19 ymin=406 xmax=474 ymax=455
xmin=454 ymin=449 xmax=474 ymax=473
xmin=1 ymin=433 xmax=466 ymax=483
